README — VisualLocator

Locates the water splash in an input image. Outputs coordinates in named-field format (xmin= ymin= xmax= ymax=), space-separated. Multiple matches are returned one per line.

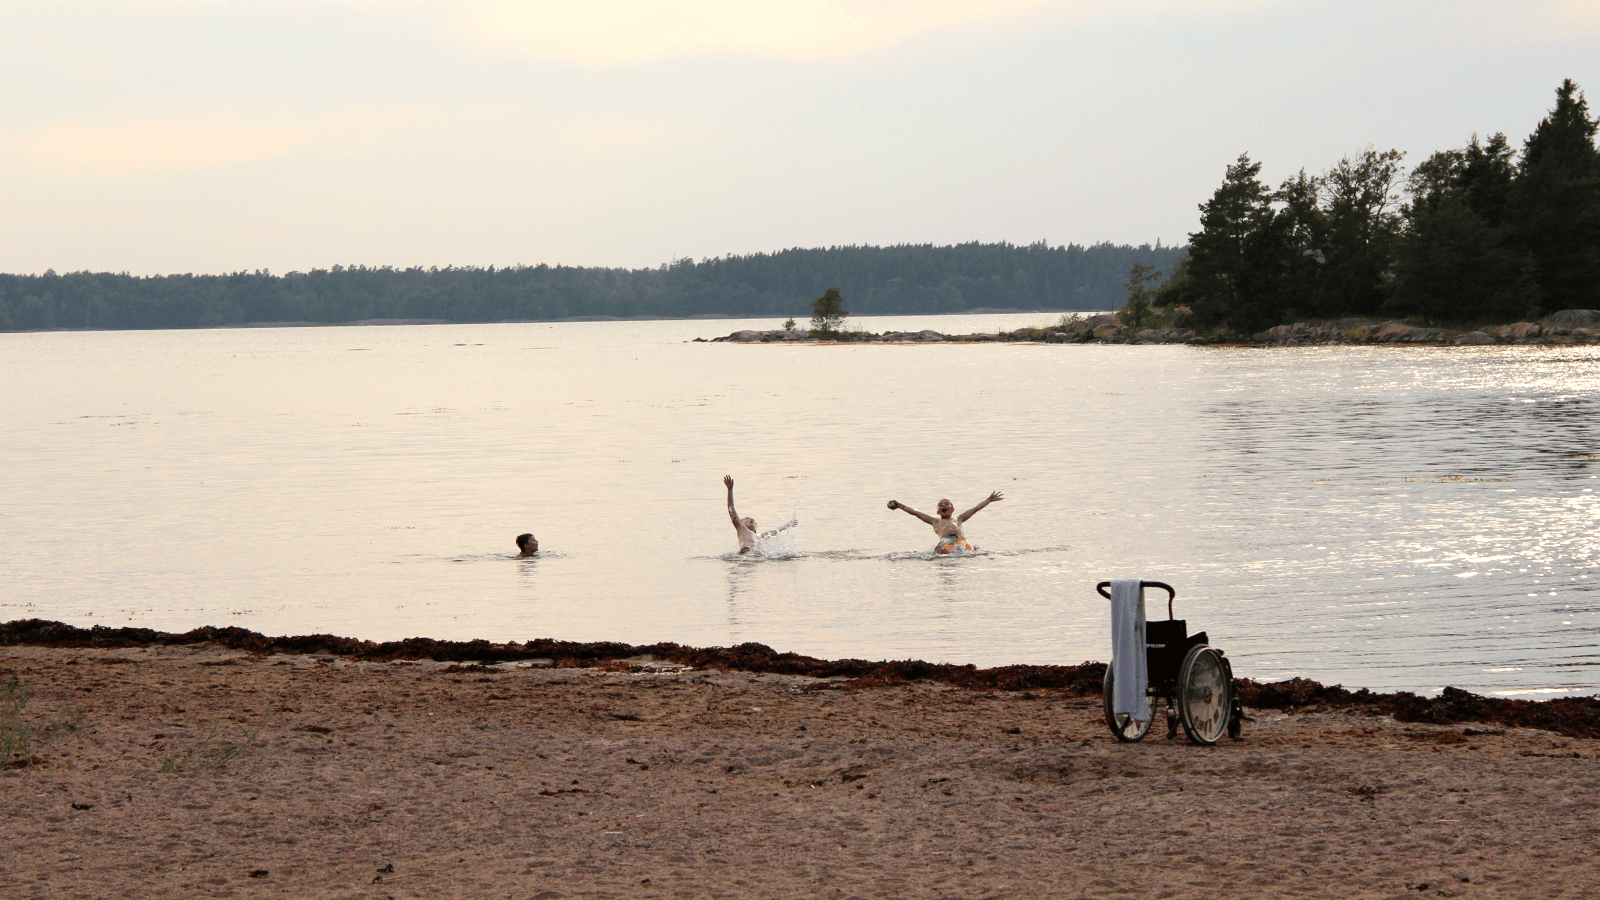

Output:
xmin=755 ymin=502 xmax=801 ymax=557
xmin=883 ymin=544 xmax=1071 ymax=561
xmin=701 ymin=545 xmax=1071 ymax=562
xmin=414 ymin=551 xmax=571 ymax=563
xmin=887 ymin=548 xmax=987 ymax=561
xmin=703 ymin=503 xmax=805 ymax=560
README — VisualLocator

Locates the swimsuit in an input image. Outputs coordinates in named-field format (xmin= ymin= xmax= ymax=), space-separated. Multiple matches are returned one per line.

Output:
xmin=935 ymin=533 xmax=973 ymax=554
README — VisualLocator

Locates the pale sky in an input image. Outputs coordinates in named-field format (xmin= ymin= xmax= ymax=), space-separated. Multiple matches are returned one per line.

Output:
xmin=3 ymin=0 xmax=1597 ymax=275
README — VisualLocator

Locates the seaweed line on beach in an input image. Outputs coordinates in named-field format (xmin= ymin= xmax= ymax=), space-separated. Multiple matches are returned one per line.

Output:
xmin=4 ymin=618 xmax=1597 ymax=739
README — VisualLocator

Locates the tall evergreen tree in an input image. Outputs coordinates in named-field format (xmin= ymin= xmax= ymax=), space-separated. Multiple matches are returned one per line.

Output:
xmin=1510 ymin=79 xmax=1600 ymax=313
xmin=1458 ymin=133 xmax=1517 ymax=227
xmin=1316 ymin=148 xmax=1406 ymax=317
xmin=1182 ymin=154 xmax=1291 ymax=334
xmin=1388 ymin=137 xmax=1527 ymax=323
xmin=1389 ymin=191 xmax=1530 ymax=323
xmin=1273 ymin=169 xmax=1327 ymax=320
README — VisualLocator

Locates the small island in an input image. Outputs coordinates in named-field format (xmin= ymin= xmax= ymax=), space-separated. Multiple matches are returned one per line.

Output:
xmin=714 ymin=80 xmax=1600 ymax=350
xmin=704 ymin=308 xmax=1600 ymax=346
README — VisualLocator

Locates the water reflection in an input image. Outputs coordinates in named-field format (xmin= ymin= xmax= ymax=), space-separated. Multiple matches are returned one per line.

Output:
xmin=1189 ymin=347 xmax=1600 ymax=695
xmin=1 ymin=326 xmax=1596 ymax=696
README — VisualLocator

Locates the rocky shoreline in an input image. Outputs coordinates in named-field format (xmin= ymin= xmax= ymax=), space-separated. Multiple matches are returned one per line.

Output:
xmin=704 ymin=308 xmax=1600 ymax=346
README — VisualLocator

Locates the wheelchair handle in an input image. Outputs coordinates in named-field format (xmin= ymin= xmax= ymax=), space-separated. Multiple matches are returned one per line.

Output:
xmin=1095 ymin=581 xmax=1177 ymax=620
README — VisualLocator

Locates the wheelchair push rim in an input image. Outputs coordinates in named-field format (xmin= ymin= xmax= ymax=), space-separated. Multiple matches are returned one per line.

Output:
xmin=1101 ymin=665 xmax=1153 ymax=742
xmin=1177 ymin=645 xmax=1232 ymax=746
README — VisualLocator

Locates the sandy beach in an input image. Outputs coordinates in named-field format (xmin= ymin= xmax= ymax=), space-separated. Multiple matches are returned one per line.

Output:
xmin=3 ymin=635 xmax=1598 ymax=900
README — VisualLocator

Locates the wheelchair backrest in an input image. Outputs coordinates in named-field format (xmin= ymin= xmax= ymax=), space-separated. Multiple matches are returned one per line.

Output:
xmin=1145 ymin=619 xmax=1188 ymax=685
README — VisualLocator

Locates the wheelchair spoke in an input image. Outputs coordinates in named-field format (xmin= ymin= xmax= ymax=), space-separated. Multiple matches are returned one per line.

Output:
xmin=1102 ymin=665 xmax=1153 ymax=742
xmin=1177 ymin=646 xmax=1232 ymax=745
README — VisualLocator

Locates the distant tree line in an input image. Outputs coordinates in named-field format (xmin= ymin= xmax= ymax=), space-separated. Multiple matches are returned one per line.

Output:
xmin=1154 ymin=79 xmax=1600 ymax=334
xmin=0 ymin=241 xmax=1181 ymax=332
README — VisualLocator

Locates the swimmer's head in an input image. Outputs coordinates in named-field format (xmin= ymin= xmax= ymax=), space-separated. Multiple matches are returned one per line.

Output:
xmin=937 ymin=499 xmax=954 ymax=517
xmin=515 ymin=533 xmax=538 ymax=553
xmin=741 ymin=516 xmax=758 ymax=533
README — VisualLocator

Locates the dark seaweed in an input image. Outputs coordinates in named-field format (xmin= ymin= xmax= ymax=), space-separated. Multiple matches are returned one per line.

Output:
xmin=5 ymin=619 xmax=1596 ymax=739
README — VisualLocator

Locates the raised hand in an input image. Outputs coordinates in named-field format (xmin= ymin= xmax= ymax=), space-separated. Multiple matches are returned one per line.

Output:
xmin=958 ymin=491 xmax=1004 ymax=523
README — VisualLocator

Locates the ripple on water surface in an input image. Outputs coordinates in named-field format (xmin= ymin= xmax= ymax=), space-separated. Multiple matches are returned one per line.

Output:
xmin=0 ymin=325 xmax=1595 ymax=696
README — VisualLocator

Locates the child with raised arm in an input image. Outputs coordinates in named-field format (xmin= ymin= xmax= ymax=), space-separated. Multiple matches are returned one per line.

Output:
xmin=724 ymin=475 xmax=796 ymax=556
xmin=887 ymin=492 xmax=1003 ymax=554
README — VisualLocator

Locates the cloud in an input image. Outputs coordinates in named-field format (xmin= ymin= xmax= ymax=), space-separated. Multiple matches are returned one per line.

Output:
xmin=9 ymin=108 xmax=434 ymax=175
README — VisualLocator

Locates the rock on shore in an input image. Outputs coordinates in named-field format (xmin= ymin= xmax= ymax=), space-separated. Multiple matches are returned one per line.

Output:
xmin=1252 ymin=311 xmax=1600 ymax=346
xmin=702 ymin=310 xmax=1600 ymax=346
xmin=705 ymin=314 xmax=1202 ymax=345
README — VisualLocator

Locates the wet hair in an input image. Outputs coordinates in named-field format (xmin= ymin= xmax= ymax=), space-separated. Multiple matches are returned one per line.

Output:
xmin=515 ymin=533 xmax=537 ymax=551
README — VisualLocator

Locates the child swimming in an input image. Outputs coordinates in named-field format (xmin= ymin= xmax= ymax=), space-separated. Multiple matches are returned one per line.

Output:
xmin=724 ymin=475 xmax=796 ymax=556
xmin=887 ymin=492 xmax=1003 ymax=554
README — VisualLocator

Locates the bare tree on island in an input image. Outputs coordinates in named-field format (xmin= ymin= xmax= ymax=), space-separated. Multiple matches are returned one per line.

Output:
xmin=810 ymin=287 xmax=849 ymax=335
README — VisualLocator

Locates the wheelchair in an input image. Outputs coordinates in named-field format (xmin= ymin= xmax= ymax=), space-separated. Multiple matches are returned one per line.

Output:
xmin=1097 ymin=580 xmax=1244 ymax=746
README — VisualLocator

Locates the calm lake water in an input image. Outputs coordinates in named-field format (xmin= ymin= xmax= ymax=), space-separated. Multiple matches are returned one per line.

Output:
xmin=3 ymin=315 xmax=1597 ymax=698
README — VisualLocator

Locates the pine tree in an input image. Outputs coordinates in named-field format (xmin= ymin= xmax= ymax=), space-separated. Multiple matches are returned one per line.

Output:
xmin=1389 ymin=192 xmax=1527 ymax=323
xmin=1510 ymin=79 xmax=1600 ymax=313
xmin=1183 ymin=154 xmax=1290 ymax=334
xmin=1117 ymin=263 xmax=1160 ymax=327
xmin=1316 ymin=149 xmax=1406 ymax=316
xmin=809 ymin=287 xmax=849 ymax=333
xmin=1273 ymin=169 xmax=1327 ymax=321
xmin=1388 ymin=137 xmax=1525 ymax=323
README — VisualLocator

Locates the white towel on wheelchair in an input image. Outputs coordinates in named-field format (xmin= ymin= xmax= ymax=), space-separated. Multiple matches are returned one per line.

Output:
xmin=1110 ymin=579 xmax=1150 ymax=722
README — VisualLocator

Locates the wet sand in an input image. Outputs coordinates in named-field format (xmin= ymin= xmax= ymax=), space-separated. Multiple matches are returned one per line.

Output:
xmin=3 ymin=641 xmax=1598 ymax=900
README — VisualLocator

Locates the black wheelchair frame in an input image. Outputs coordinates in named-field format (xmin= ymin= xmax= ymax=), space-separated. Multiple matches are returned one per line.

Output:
xmin=1096 ymin=580 xmax=1244 ymax=745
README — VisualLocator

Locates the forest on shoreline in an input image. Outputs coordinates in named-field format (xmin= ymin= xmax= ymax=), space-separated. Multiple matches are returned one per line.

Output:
xmin=0 ymin=241 xmax=1179 ymax=333
xmin=1143 ymin=79 xmax=1600 ymax=335
xmin=8 ymin=81 xmax=1594 ymax=337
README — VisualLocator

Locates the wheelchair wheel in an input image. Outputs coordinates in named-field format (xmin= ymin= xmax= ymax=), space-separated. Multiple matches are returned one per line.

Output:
xmin=1177 ymin=645 xmax=1232 ymax=746
xmin=1101 ymin=665 xmax=1153 ymax=742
